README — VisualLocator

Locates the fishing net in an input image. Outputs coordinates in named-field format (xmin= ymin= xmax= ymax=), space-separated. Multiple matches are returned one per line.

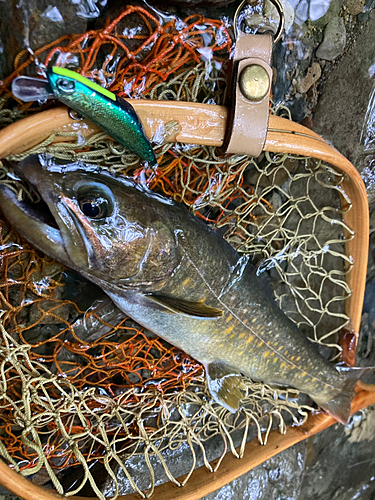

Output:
xmin=0 ymin=4 xmax=353 ymax=498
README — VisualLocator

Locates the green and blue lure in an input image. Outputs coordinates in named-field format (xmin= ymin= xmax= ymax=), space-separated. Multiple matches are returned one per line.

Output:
xmin=12 ymin=67 xmax=156 ymax=166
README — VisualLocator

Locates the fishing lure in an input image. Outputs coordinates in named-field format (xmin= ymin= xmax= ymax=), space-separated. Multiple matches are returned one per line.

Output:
xmin=12 ymin=68 xmax=157 ymax=166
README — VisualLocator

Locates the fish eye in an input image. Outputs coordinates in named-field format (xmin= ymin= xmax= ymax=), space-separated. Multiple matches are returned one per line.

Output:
xmin=75 ymin=182 xmax=114 ymax=219
xmin=56 ymin=78 xmax=75 ymax=93
xmin=78 ymin=195 xmax=110 ymax=219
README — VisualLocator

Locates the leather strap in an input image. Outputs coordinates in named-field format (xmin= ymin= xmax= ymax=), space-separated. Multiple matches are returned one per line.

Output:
xmin=224 ymin=34 xmax=272 ymax=158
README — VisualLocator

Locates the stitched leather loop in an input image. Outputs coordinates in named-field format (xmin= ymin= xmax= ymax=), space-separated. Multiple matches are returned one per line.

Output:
xmin=224 ymin=34 xmax=272 ymax=158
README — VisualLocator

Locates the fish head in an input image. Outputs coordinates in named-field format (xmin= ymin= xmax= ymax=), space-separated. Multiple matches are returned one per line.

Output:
xmin=0 ymin=157 xmax=181 ymax=290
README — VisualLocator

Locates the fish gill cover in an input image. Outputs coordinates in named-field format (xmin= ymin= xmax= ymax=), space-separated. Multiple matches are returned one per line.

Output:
xmin=0 ymin=4 xmax=354 ymax=498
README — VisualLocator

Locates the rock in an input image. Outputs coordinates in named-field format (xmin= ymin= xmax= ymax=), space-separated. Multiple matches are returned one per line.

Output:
xmin=361 ymin=161 xmax=375 ymax=203
xmin=0 ymin=0 xmax=88 ymax=80
xmin=280 ymin=0 xmax=295 ymax=32
xmin=298 ymin=405 xmax=375 ymax=500
xmin=72 ymin=0 xmax=104 ymax=19
xmin=285 ymin=94 xmax=310 ymax=122
xmin=313 ymin=12 xmax=375 ymax=196
xmin=345 ymin=0 xmax=365 ymax=15
xmin=202 ymin=442 xmax=307 ymax=500
xmin=28 ymin=300 xmax=72 ymax=325
xmin=297 ymin=62 xmax=322 ymax=93
xmin=316 ymin=17 xmax=347 ymax=60
xmin=272 ymin=22 xmax=317 ymax=119
xmin=358 ymin=11 xmax=370 ymax=21
xmin=310 ymin=0 xmax=344 ymax=26
xmin=102 ymin=425 xmax=261 ymax=496
xmin=294 ymin=0 xmax=338 ymax=24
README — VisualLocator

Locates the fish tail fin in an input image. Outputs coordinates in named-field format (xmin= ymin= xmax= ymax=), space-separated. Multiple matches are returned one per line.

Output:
xmin=314 ymin=366 xmax=374 ymax=425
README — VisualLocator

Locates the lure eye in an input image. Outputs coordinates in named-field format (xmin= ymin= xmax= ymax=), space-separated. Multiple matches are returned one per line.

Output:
xmin=78 ymin=196 xmax=109 ymax=219
xmin=56 ymin=78 xmax=75 ymax=93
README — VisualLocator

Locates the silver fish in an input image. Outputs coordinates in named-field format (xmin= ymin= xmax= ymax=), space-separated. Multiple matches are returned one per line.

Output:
xmin=0 ymin=156 xmax=370 ymax=423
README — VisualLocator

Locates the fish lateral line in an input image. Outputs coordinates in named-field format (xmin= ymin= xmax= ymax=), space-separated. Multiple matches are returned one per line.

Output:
xmin=183 ymin=249 xmax=337 ymax=390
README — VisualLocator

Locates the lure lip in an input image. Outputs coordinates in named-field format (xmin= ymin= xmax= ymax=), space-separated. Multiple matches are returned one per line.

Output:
xmin=11 ymin=75 xmax=54 ymax=102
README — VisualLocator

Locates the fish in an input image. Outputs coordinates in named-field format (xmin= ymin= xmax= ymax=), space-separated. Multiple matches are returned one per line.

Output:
xmin=0 ymin=156 xmax=369 ymax=424
xmin=45 ymin=66 xmax=156 ymax=167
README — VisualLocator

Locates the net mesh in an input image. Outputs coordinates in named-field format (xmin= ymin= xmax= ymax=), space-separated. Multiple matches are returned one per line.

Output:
xmin=0 ymin=5 xmax=353 ymax=499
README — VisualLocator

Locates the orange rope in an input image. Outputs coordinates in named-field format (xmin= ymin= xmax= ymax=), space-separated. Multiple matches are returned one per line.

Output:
xmin=0 ymin=6 xmax=232 ymax=100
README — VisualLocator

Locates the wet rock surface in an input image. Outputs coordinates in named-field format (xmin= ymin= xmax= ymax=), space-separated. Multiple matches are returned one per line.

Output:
xmin=316 ymin=16 xmax=347 ymax=60
xmin=0 ymin=1 xmax=89 ymax=79
xmin=298 ymin=406 xmax=375 ymax=499
xmin=203 ymin=442 xmax=307 ymax=500
xmin=345 ymin=0 xmax=365 ymax=16
xmin=313 ymin=10 xmax=375 ymax=186
xmin=101 ymin=427 xmax=262 ymax=496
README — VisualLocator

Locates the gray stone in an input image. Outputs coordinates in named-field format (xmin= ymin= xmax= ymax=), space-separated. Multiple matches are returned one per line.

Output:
xmin=280 ymin=0 xmax=295 ymax=33
xmin=101 ymin=423 xmax=262 ymax=496
xmin=345 ymin=0 xmax=365 ymax=15
xmin=358 ymin=202 xmax=375 ymax=365
xmin=202 ymin=442 xmax=307 ymax=500
xmin=272 ymin=22 xmax=317 ymax=119
xmin=0 ymin=0 xmax=88 ymax=79
xmin=313 ymin=11 xmax=375 ymax=200
xmin=316 ymin=17 xmax=347 ymax=60
xmin=298 ymin=405 xmax=375 ymax=500
xmin=311 ymin=0 xmax=344 ymax=26
xmin=358 ymin=10 xmax=370 ymax=20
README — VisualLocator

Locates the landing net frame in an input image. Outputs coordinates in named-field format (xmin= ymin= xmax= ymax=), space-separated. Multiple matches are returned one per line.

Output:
xmin=0 ymin=5 xmax=372 ymax=498
xmin=0 ymin=104 xmax=372 ymax=500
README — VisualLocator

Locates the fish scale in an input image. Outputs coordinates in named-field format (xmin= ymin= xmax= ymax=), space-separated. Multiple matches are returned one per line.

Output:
xmin=162 ymin=247 xmax=339 ymax=398
xmin=0 ymin=157 xmax=371 ymax=424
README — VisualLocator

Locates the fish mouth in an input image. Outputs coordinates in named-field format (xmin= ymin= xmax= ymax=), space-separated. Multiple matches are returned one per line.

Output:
xmin=0 ymin=156 xmax=88 ymax=271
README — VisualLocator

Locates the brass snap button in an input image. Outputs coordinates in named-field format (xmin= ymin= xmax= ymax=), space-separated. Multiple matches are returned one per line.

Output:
xmin=239 ymin=64 xmax=270 ymax=102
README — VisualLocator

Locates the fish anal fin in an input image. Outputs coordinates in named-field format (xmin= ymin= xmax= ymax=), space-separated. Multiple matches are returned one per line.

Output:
xmin=146 ymin=294 xmax=223 ymax=319
xmin=315 ymin=366 xmax=374 ymax=425
xmin=205 ymin=361 xmax=246 ymax=413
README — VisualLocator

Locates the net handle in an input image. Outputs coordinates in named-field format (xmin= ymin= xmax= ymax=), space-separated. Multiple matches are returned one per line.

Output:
xmin=0 ymin=101 xmax=326 ymax=156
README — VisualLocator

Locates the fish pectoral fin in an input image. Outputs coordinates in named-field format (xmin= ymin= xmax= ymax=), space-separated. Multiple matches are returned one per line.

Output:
xmin=146 ymin=294 xmax=223 ymax=319
xmin=205 ymin=362 xmax=246 ymax=413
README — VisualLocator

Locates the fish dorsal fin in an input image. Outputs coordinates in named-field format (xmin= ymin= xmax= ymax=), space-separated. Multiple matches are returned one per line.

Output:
xmin=146 ymin=294 xmax=223 ymax=319
xmin=205 ymin=361 xmax=246 ymax=413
